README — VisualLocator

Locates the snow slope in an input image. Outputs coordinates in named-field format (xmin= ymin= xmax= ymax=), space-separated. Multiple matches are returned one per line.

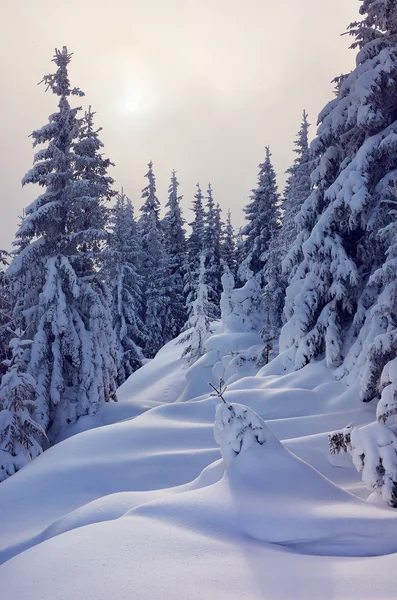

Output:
xmin=1 ymin=330 xmax=397 ymax=599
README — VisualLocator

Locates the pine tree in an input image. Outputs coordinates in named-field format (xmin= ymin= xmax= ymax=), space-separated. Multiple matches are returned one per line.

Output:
xmin=280 ymin=0 xmax=397 ymax=377
xmin=0 ymin=327 xmax=46 ymax=482
xmin=179 ymin=254 xmax=216 ymax=364
xmin=259 ymin=229 xmax=285 ymax=365
xmin=139 ymin=161 xmax=171 ymax=356
xmin=187 ymin=183 xmax=205 ymax=267
xmin=203 ymin=184 xmax=223 ymax=307
xmin=221 ymin=209 xmax=237 ymax=275
xmin=7 ymin=47 xmax=117 ymax=437
xmin=108 ymin=190 xmax=145 ymax=384
xmin=162 ymin=170 xmax=187 ymax=333
xmin=238 ymin=147 xmax=281 ymax=283
xmin=0 ymin=251 xmax=11 ymax=377
xmin=280 ymin=110 xmax=313 ymax=280
xmin=258 ymin=117 xmax=313 ymax=365
xmin=184 ymin=183 xmax=206 ymax=319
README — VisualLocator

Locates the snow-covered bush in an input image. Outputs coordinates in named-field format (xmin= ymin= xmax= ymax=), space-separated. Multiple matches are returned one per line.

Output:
xmin=350 ymin=421 xmax=397 ymax=508
xmin=329 ymin=419 xmax=397 ymax=508
xmin=328 ymin=424 xmax=353 ymax=455
xmin=214 ymin=401 xmax=266 ymax=466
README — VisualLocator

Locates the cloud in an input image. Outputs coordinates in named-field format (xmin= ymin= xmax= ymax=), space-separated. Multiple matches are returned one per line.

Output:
xmin=0 ymin=0 xmax=357 ymax=247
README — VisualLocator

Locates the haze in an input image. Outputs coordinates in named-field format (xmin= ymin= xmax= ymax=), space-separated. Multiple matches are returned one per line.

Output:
xmin=0 ymin=0 xmax=358 ymax=249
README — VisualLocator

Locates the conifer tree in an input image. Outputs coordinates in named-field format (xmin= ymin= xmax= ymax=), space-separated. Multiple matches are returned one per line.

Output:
xmin=179 ymin=254 xmax=216 ymax=363
xmin=259 ymin=229 xmax=285 ymax=364
xmin=0 ymin=327 xmax=46 ymax=482
xmin=108 ymin=190 xmax=145 ymax=384
xmin=258 ymin=114 xmax=312 ymax=364
xmin=221 ymin=209 xmax=237 ymax=275
xmin=187 ymin=183 xmax=206 ymax=267
xmin=7 ymin=47 xmax=117 ymax=437
xmin=203 ymin=184 xmax=223 ymax=307
xmin=162 ymin=170 xmax=187 ymax=333
xmin=0 ymin=251 xmax=11 ymax=377
xmin=139 ymin=161 xmax=172 ymax=356
xmin=281 ymin=0 xmax=397 ymax=380
xmin=280 ymin=110 xmax=312 ymax=279
xmin=238 ymin=147 xmax=281 ymax=283
xmin=184 ymin=184 xmax=206 ymax=318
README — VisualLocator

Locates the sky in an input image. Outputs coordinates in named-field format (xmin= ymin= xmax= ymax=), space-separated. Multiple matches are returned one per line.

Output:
xmin=0 ymin=0 xmax=358 ymax=249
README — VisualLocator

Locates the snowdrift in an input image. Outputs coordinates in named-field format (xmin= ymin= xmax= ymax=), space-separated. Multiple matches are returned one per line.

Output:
xmin=1 ymin=330 xmax=397 ymax=599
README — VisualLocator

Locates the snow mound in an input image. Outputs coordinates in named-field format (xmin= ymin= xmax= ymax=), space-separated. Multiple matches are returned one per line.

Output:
xmin=2 ymin=332 xmax=397 ymax=598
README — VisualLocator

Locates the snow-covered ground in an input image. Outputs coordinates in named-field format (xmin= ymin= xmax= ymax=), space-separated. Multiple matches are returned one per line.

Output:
xmin=1 ymin=328 xmax=397 ymax=599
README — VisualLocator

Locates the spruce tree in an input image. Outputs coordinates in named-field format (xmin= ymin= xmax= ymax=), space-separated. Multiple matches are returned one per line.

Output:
xmin=187 ymin=183 xmax=206 ymax=267
xmin=0 ymin=251 xmax=11 ymax=377
xmin=162 ymin=170 xmax=187 ymax=333
xmin=259 ymin=229 xmax=285 ymax=365
xmin=139 ymin=161 xmax=171 ymax=356
xmin=280 ymin=0 xmax=397 ymax=380
xmin=280 ymin=110 xmax=312 ymax=279
xmin=203 ymin=184 xmax=223 ymax=307
xmin=108 ymin=190 xmax=145 ymax=384
xmin=0 ymin=327 xmax=46 ymax=482
xmin=7 ymin=47 xmax=117 ymax=437
xmin=238 ymin=147 xmax=281 ymax=283
xmin=221 ymin=209 xmax=237 ymax=275
xmin=184 ymin=184 xmax=206 ymax=319
xmin=179 ymin=254 xmax=216 ymax=364
xmin=259 ymin=113 xmax=313 ymax=364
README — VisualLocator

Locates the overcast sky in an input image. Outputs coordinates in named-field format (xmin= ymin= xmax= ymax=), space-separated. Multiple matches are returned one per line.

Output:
xmin=0 ymin=0 xmax=358 ymax=249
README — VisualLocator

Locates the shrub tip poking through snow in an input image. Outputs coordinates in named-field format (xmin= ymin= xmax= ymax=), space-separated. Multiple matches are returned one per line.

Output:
xmin=214 ymin=401 xmax=266 ymax=466
xmin=328 ymin=424 xmax=353 ymax=455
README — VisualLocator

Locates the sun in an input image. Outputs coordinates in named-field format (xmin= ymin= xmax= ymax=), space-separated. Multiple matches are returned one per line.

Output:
xmin=125 ymin=100 xmax=141 ymax=113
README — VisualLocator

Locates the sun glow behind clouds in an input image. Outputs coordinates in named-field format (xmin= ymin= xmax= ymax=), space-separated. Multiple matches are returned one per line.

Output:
xmin=121 ymin=82 xmax=158 ymax=116
xmin=125 ymin=100 xmax=141 ymax=113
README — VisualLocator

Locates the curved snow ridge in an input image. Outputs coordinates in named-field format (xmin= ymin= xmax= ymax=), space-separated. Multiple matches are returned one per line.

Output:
xmin=3 ymin=514 xmax=397 ymax=600
xmin=118 ymin=403 xmax=397 ymax=558
xmin=124 ymin=441 xmax=397 ymax=557
xmin=38 ymin=459 xmax=227 ymax=546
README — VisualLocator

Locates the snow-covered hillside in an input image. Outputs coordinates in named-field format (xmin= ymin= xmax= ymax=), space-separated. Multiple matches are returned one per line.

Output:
xmin=1 ymin=328 xmax=397 ymax=600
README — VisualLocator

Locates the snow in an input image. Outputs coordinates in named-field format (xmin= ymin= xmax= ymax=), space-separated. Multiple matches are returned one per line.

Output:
xmin=1 ymin=330 xmax=397 ymax=598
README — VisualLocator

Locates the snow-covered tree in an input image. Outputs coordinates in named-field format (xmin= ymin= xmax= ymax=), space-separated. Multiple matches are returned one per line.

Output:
xmin=180 ymin=254 xmax=216 ymax=364
xmin=187 ymin=183 xmax=206 ymax=265
xmin=214 ymin=401 xmax=266 ymax=466
xmin=280 ymin=110 xmax=313 ymax=279
xmin=139 ymin=161 xmax=173 ymax=356
xmin=184 ymin=183 xmax=206 ymax=319
xmin=203 ymin=184 xmax=223 ymax=307
xmin=0 ymin=251 xmax=11 ymax=377
xmin=259 ymin=229 xmax=285 ymax=365
xmin=281 ymin=1 xmax=397 ymax=374
xmin=7 ymin=48 xmax=117 ymax=437
xmin=162 ymin=170 xmax=187 ymax=333
xmin=259 ymin=112 xmax=312 ymax=365
xmin=220 ymin=268 xmax=263 ymax=334
xmin=0 ymin=327 xmax=46 ymax=482
xmin=221 ymin=209 xmax=237 ymax=275
xmin=238 ymin=147 xmax=281 ymax=283
xmin=108 ymin=190 xmax=145 ymax=384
